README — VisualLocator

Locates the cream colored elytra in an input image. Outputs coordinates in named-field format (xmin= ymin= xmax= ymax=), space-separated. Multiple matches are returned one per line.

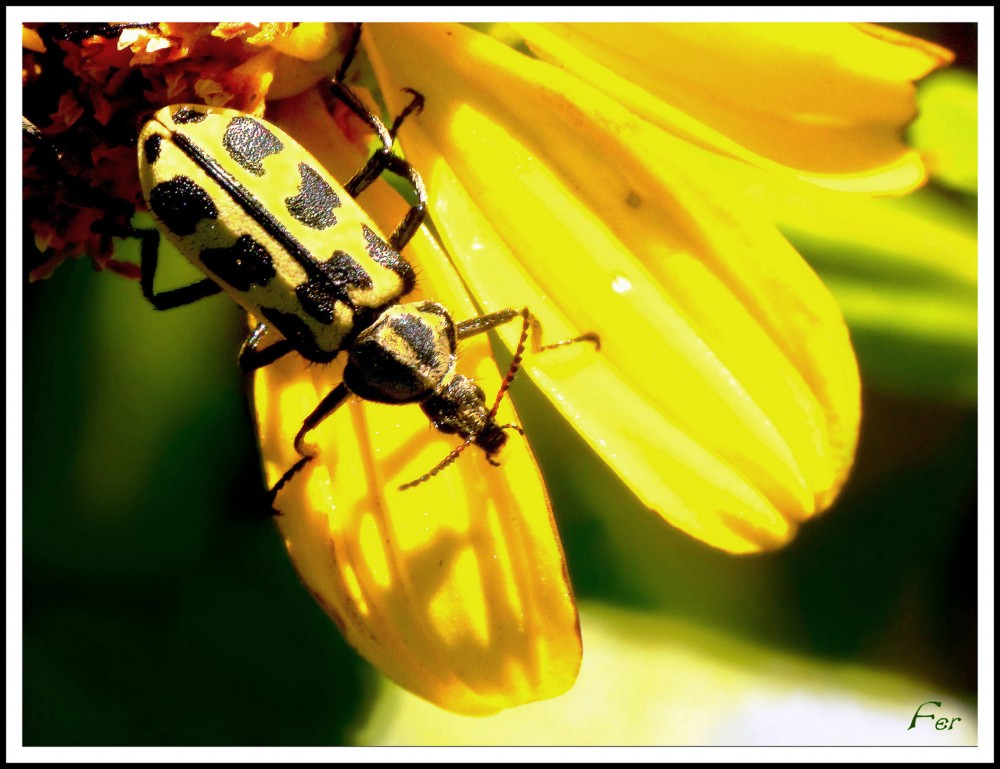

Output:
xmin=138 ymin=104 xmax=415 ymax=362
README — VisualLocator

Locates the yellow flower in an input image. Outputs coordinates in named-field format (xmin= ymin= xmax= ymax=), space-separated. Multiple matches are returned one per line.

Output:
xmin=22 ymin=21 xmax=955 ymax=717
xmin=362 ymin=22 xmax=903 ymax=554
xmin=731 ymin=158 xmax=977 ymax=403
xmin=256 ymin=87 xmax=581 ymax=716
xmin=508 ymin=23 xmax=951 ymax=193
xmin=256 ymin=22 xmax=949 ymax=713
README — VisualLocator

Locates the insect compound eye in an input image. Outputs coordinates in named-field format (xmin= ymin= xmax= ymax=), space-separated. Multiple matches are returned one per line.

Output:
xmin=476 ymin=423 xmax=508 ymax=456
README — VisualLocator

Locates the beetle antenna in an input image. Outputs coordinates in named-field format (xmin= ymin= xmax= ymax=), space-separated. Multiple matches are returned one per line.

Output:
xmin=398 ymin=437 xmax=475 ymax=490
xmin=486 ymin=308 xmax=531 ymax=419
xmin=397 ymin=421 xmax=526 ymax=490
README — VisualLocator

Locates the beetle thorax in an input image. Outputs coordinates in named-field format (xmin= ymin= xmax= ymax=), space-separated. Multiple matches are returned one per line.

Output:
xmin=343 ymin=301 xmax=457 ymax=404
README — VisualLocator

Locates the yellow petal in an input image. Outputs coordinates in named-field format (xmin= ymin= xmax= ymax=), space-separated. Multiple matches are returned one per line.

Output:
xmin=268 ymin=48 xmax=342 ymax=101
xmin=268 ymin=23 xmax=345 ymax=100
xmin=255 ymin=89 xmax=581 ymax=715
xmin=22 ymin=24 xmax=46 ymax=53
xmin=268 ymin=22 xmax=339 ymax=61
xmin=514 ymin=22 xmax=953 ymax=194
xmin=728 ymin=158 xmax=978 ymax=401
xmin=365 ymin=23 xmax=861 ymax=553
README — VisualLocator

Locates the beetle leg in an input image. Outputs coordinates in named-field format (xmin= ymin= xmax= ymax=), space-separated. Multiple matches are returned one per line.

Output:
xmin=388 ymin=88 xmax=425 ymax=139
xmin=267 ymin=382 xmax=352 ymax=510
xmin=327 ymin=35 xmax=428 ymax=252
xmin=238 ymin=322 xmax=296 ymax=372
xmin=382 ymin=154 xmax=427 ymax=252
xmin=333 ymin=22 xmax=363 ymax=83
xmin=292 ymin=381 xmax=351 ymax=457
xmin=456 ymin=308 xmax=601 ymax=354
xmin=455 ymin=308 xmax=599 ymax=419
xmin=328 ymin=80 xmax=428 ymax=251
xmin=135 ymin=227 xmax=223 ymax=310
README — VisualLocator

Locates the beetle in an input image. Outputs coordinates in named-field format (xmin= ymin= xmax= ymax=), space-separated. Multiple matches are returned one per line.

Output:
xmin=133 ymin=23 xmax=597 ymax=496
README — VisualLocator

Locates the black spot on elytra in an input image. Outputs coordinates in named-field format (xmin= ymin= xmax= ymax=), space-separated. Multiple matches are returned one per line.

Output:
xmin=323 ymin=250 xmax=374 ymax=291
xmin=149 ymin=176 xmax=218 ymax=236
xmin=200 ymin=235 xmax=276 ymax=292
xmin=172 ymin=107 xmax=208 ymax=125
xmin=296 ymin=281 xmax=337 ymax=325
xmin=285 ymin=163 xmax=340 ymax=230
xmin=296 ymin=251 xmax=374 ymax=324
xmin=223 ymin=116 xmax=283 ymax=177
xmin=259 ymin=306 xmax=332 ymax=362
xmin=362 ymin=224 xmax=415 ymax=294
xmin=143 ymin=134 xmax=161 ymax=164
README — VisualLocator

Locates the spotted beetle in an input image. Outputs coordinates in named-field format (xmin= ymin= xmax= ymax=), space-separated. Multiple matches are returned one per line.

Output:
xmin=132 ymin=23 xmax=597 ymax=496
